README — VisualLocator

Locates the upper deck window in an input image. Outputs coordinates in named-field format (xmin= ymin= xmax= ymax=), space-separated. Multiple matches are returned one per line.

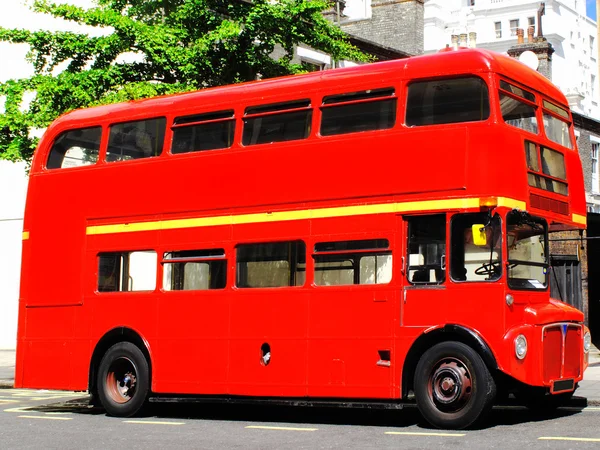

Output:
xmin=542 ymin=100 xmax=573 ymax=149
xmin=406 ymin=77 xmax=490 ymax=126
xmin=171 ymin=110 xmax=235 ymax=154
xmin=107 ymin=117 xmax=166 ymax=162
xmin=525 ymin=141 xmax=568 ymax=195
xmin=320 ymin=88 xmax=396 ymax=136
xmin=499 ymin=81 xmax=538 ymax=134
xmin=242 ymin=100 xmax=311 ymax=146
xmin=46 ymin=127 xmax=101 ymax=169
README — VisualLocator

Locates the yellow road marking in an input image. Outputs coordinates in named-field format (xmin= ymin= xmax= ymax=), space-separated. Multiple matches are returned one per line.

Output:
xmin=4 ymin=407 xmax=31 ymax=413
xmin=385 ymin=431 xmax=466 ymax=437
xmin=18 ymin=415 xmax=72 ymax=421
xmin=245 ymin=425 xmax=318 ymax=432
xmin=0 ymin=399 xmax=19 ymax=404
xmin=123 ymin=420 xmax=185 ymax=426
xmin=539 ymin=437 xmax=600 ymax=442
xmin=87 ymin=197 xmax=530 ymax=236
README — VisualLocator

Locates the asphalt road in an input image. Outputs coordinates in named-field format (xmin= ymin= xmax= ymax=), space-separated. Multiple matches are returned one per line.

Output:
xmin=2 ymin=389 xmax=600 ymax=449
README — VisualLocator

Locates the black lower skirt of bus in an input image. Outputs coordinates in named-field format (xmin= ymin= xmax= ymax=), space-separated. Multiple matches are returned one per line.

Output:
xmin=148 ymin=395 xmax=409 ymax=410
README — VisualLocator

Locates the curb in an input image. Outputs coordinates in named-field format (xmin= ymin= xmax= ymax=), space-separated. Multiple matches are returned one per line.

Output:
xmin=0 ymin=380 xmax=14 ymax=389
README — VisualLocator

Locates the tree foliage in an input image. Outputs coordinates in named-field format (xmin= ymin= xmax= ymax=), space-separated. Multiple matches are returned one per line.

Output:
xmin=0 ymin=0 xmax=369 ymax=162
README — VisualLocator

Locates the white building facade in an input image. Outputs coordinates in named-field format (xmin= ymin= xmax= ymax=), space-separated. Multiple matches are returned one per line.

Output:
xmin=0 ymin=0 xmax=96 ymax=349
xmin=425 ymin=0 xmax=599 ymax=119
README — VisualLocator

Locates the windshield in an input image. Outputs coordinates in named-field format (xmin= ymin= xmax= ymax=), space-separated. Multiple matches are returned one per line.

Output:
xmin=450 ymin=212 xmax=502 ymax=282
xmin=507 ymin=211 xmax=548 ymax=290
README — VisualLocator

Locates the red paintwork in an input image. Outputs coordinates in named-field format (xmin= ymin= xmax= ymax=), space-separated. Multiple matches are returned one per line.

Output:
xmin=16 ymin=48 xmax=587 ymax=399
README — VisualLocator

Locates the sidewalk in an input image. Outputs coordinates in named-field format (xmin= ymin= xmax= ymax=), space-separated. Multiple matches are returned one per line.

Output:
xmin=0 ymin=350 xmax=15 ymax=388
xmin=2 ymin=347 xmax=600 ymax=403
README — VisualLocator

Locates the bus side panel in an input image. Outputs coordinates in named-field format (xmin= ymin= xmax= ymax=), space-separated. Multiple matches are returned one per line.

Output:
xmin=19 ymin=306 xmax=76 ymax=389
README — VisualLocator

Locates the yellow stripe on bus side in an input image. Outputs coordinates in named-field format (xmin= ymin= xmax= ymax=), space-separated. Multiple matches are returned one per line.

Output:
xmin=84 ymin=196 xmax=527 ymax=236
xmin=572 ymin=213 xmax=587 ymax=225
xmin=22 ymin=231 xmax=30 ymax=240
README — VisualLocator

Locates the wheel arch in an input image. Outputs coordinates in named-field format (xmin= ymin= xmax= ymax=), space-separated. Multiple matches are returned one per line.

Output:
xmin=401 ymin=324 xmax=498 ymax=397
xmin=88 ymin=327 xmax=153 ymax=395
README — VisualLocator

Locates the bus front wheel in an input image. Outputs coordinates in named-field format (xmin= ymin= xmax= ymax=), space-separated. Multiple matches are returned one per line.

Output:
xmin=97 ymin=342 xmax=149 ymax=417
xmin=414 ymin=341 xmax=496 ymax=429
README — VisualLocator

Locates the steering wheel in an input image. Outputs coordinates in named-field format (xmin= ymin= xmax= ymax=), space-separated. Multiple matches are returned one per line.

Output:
xmin=474 ymin=262 xmax=501 ymax=277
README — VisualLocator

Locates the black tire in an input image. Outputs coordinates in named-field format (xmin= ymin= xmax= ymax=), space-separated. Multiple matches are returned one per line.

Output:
xmin=414 ymin=341 xmax=496 ymax=429
xmin=97 ymin=342 xmax=149 ymax=417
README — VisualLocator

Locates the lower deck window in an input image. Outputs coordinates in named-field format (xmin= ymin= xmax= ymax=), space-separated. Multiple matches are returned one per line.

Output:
xmin=162 ymin=250 xmax=226 ymax=290
xmin=313 ymin=239 xmax=392 ymax=286
xmin=236 ymin=241 xmax=306 ymax=288
xmin=98 ymin=251 xmax=157 ymax=292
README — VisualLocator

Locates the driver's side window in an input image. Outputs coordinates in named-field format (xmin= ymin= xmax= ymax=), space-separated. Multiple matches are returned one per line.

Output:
xmin=406 ymin=214 xmax=446 ymax=285
xmin=450 ymin=213 xmax=502 ymax=282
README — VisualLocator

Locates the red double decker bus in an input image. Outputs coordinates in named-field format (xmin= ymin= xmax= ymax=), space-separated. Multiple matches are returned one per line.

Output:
xmin=15 ymin=47 xmax=591 ymax=429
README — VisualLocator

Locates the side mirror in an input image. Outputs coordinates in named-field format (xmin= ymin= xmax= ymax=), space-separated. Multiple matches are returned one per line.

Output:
xmin=472 ymin=224 xmax=487 ymax=246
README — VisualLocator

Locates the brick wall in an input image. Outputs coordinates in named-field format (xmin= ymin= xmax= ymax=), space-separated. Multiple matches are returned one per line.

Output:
xmin=576 ymin=127 xmax=594 ymax=193
xmin=340 ymin=0 xmax=424 ymax=56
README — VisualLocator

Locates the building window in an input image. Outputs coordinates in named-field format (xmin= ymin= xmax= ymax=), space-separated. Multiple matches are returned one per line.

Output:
xmin=510 ymin=19 xmax=519 ymax=37
xmin=528 ymin=16 xmax=535 ymax=35
xmin=236 ymin=241 xmax=306 ymax=288
xmin=313 ymin=239 xmax=392 ymax=286
xmin=591 ymin=36 xmax=596 ymax=57
xmin=162 ymin=249 xmax=227 ymax=290
xmin=301 ymin=59 xmax=325 ymax=72
xmin=592 ymin=141 xmax=599 ymax=193
xmin=98 ymin=251 xmax=157 ymax=292
xmin=494 ymin=22 xmax=502 ymax=39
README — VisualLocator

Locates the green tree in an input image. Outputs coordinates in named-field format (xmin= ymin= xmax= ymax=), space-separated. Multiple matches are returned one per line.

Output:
xmin=0 ymin=0 xmax=369 ymax=162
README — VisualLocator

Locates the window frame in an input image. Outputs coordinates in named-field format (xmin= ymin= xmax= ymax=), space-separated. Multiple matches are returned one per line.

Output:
xmin=105 ymin=116 xmax=167 ymax=163
xmin=524 ymin=140 xmax=569 ymax=196
xmin=46 ymin=126 xmax=103 ymax=170
xmin=161 ymin=249 xmax=227 ymax=291
xmin=97 ymin=250 xmax=158 ymax=293
xmin=242 ymin=99 xmax=312 ymax=146
xmin=405 ymin=76 xmax=491 ymax=127
xmin=235 ymin=240 xmax=306 ymax=288
xmin=170 ymin=110 xmax=235 ymax=155
xmin=319 ymin=87 xmax=397 ymax=137
xmin=498 ymin=79 xmax=539 ymax=135
xmin=312 ymin=238 xmax=392 ymax=287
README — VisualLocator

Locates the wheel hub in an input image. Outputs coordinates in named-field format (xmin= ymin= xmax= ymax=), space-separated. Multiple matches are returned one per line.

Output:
xmin=430 ymin=359 xmax=472 ymax=411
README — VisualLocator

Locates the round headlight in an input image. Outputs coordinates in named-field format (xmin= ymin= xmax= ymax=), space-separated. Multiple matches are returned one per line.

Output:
xmin=515 ymin=334 xmax=527 ymax=360
xmin=584 ymin=331 xmax=592 ymax=354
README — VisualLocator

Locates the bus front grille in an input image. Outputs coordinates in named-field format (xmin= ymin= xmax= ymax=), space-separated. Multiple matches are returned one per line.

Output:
xmin=542 ymin=323 xmax=582 ymax=384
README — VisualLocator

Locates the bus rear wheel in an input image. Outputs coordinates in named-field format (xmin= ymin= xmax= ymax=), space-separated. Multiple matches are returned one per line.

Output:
xmin=97 ymin=342 xmax=149 ymax=417
xmin=414 ymin=341 xmax=496 ymax=429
